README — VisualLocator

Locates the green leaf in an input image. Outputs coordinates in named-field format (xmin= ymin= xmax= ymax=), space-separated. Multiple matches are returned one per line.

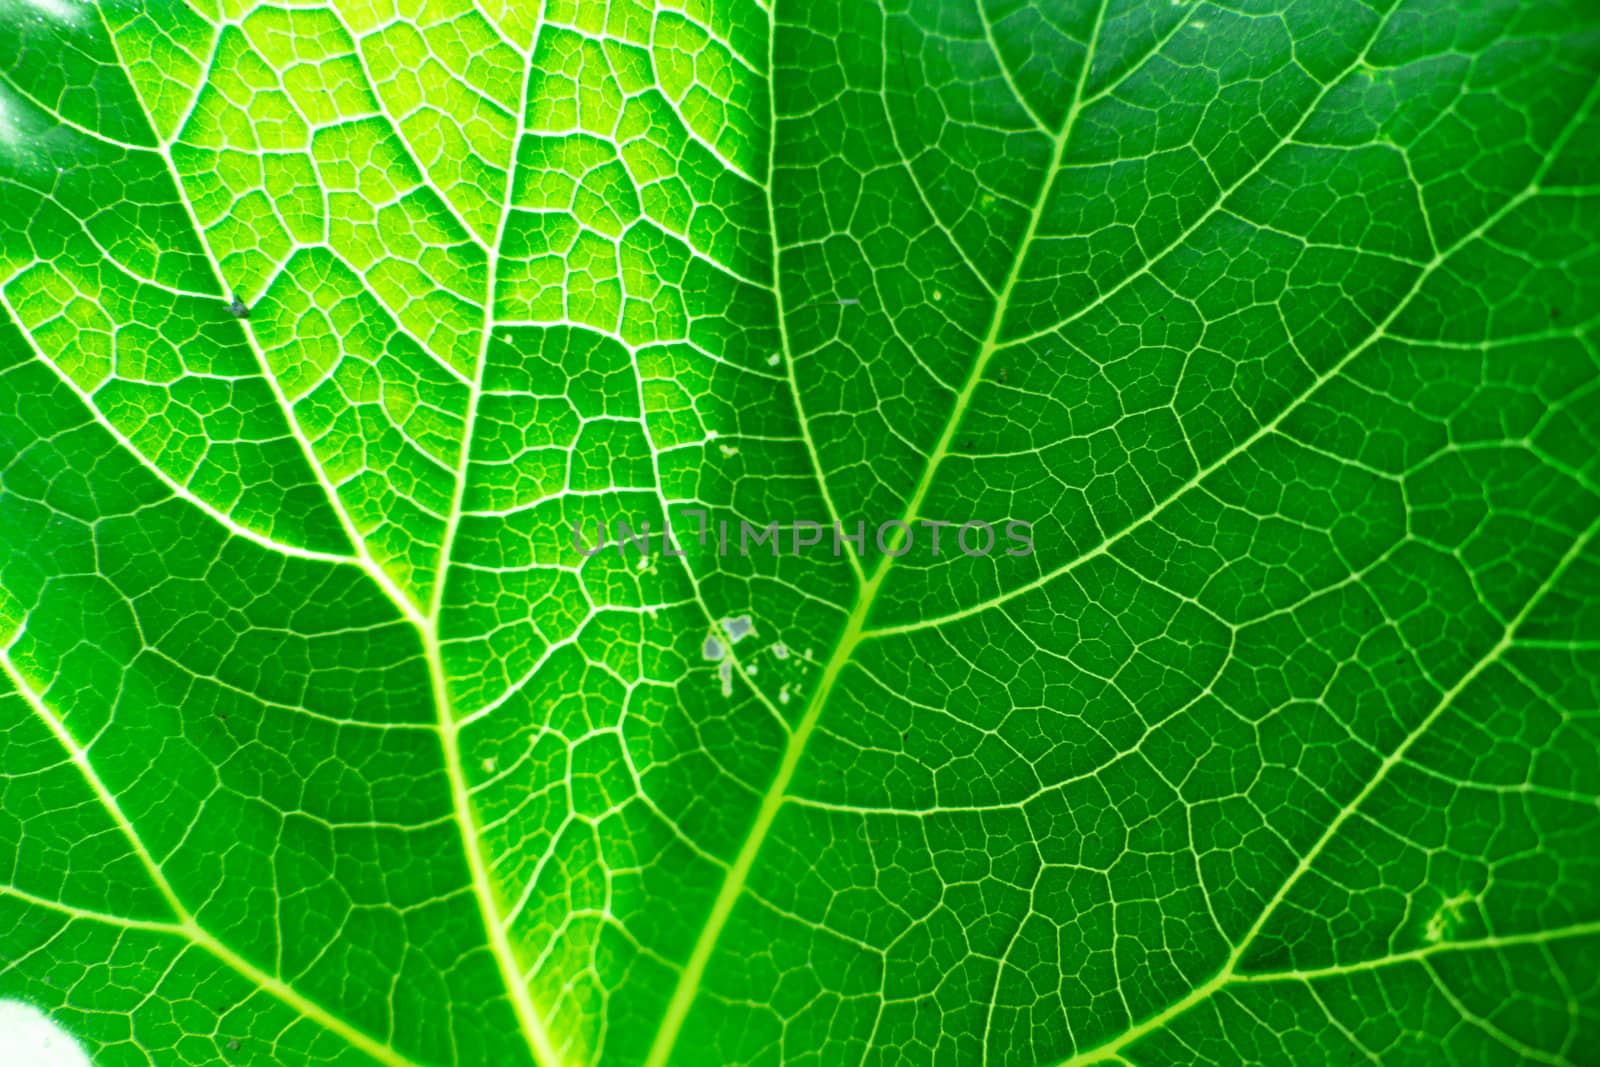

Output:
xmin=3 ymin=0 xmax=1598 ymax=1065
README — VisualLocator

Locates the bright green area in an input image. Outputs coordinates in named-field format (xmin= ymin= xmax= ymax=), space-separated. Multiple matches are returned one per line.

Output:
xmin=2 ymin=0 xmax=1598 ymax=1065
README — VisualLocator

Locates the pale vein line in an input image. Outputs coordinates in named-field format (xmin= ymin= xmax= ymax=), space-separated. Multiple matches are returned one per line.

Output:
xmin=1049 ymin=509 xmax=1600 ymax=1067
xmin=643 ymin=22 xmax=762 ymax=188
xmin=0 ymin=70 xmax=147 ymax=151
xmin=862 ymin=133 xmax=1593 ymax=643
xmin=0 ymin=288 xmax=360 ymax=568
xmin=417 ymin=1 xmax=563 ymax=1063
xmin=640 ymin=0 xmax=1113 ymax=1062
xmin=1421 ymin=958 xmax=1571 ymax=1066
xmin=321 ymin=4 xmax=493 ymax=253
xmin=0 ymin=883 xmax=185 ymax=935
xmin=0 ymin=170 xmax=219 ymax=302
xmin=0 ymin=652 xmax=426 ymax=1067
xmin=974 ymin=0 xmax=1051 ymax=135
xmin=1000 ymin=29 xmax=1402 ymax=354
xmin=80 ymin=5 xmax=429 ymax=631
xmin=1235 ymin=920 xmax=1600 ymax=985
xmin=769 ymin=9 xmax=867 ymax=587
xmin=868 ymin=59 xmax=1600 ymax=642
xmin=63 ymin=9 xmax=541 ymax=1065
xmin=161 ymin=16 xmax=223 ymax=143
xmin=873 ymin=7 xmax=1008 ymax=300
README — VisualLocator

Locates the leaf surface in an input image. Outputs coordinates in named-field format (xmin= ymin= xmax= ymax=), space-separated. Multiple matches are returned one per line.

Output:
xmin=2 ymin=0 xmax=1599 ymax=1065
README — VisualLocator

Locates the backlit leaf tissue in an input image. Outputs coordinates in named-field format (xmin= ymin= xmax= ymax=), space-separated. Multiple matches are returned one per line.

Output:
xmin=1 ymin=0 xmax=1597 ymax=1064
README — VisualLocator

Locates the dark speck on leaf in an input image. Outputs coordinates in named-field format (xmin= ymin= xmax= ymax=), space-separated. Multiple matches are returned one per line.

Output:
xmin=1551 ymin=307 xmax=1560 ymax=318
xmin=228 ymin=297 xmax=249 ymax=319
xmin=998 ymin=368 xmax=1008 ymax=383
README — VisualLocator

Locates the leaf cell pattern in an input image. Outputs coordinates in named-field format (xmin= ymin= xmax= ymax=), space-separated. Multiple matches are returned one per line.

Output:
xmin=1 ymin=0 xmax=1598 ymax=1065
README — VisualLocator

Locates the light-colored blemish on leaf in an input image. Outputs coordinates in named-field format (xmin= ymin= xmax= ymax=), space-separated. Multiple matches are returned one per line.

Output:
xmin=0 ymin=1001 xmax=91 ymax=1067
xmin=1424 ymin=891 xmax=1475 ymax=944
xmin=0 ymin=84 xmax=42 ymax=166
xmin=16 ymin=0 xmax=84 ymax=24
